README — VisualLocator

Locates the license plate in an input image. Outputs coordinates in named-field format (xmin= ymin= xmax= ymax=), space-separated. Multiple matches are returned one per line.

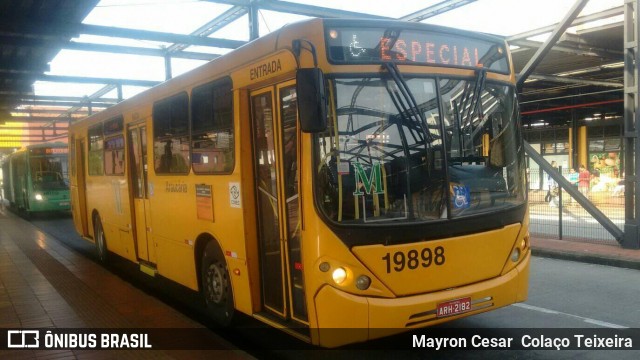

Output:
xmin=436 ymin=297 xmax=471 ymax=318
xmin=59 ymin=202 xmax=70 ymax=206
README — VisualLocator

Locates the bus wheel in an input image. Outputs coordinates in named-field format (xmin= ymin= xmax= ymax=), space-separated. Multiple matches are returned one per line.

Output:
xmin=201 ymin=241 xmax=234 ymax=326
xmin=94 ymin=216 xmax=108 ymax=263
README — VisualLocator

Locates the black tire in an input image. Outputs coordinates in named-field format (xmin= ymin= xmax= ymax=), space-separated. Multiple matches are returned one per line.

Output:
xmin=201 ymin=241 xmax=234 ymax=326
xmin=94 ymin=215 xmax=108 ymax=263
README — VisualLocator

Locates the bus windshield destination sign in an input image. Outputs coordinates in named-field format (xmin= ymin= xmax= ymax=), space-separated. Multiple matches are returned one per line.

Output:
xmin=326 ymin=27 xmax=509 ymax=73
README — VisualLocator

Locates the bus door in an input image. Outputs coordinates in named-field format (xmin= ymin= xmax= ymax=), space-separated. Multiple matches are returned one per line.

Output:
xmin=74 ymin=138 xmax=89 ymax=235
xmin=251 ymin=81 xmax=308 ymax=324
xmin=128 ymin=124 xmax=155 ymax=264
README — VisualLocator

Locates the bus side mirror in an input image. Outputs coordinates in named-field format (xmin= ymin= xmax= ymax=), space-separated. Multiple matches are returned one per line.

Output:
xmin=296 ymin=68 xmax=327 ymax=133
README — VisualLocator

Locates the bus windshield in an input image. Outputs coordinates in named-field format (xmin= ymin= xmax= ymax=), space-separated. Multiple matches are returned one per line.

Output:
xmin=30 ymin=156 xmax=68 ymax=190
xmin=314 ymin=74 xmax=525 ymax=225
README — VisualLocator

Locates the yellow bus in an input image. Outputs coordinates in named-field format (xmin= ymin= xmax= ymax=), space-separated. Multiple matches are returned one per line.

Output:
xmin=68 ymin=18 xmax=529 ymax=347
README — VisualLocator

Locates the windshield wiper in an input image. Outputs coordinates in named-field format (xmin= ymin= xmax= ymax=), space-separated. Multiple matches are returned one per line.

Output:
xmin=454 ymin=69 xmax=487 ymax=158
xmin=382 ymin=62 xmax=438 ymax=219
xmin=383 ymin=62 xmax=432 ymax=145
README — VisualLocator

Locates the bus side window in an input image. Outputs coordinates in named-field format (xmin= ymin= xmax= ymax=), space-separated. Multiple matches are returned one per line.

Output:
xmin=88 ymin=124 xmax=104 ymax=176
xmin=153 ymin=93 xmax=190 ymax=174
xmin=191 ymin=77 xmax=234 ymax=175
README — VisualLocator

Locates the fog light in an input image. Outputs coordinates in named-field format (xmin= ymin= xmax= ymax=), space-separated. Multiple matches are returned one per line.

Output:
xmin=511 ymin=248 xmax=521 ymax=262
xmin=332 ymin=267 xmax=347 ymax=284
xmin=319 ymin=262 xmax=330 ymax=272
xmin=35 ymin=193 xmax=43 ymax=201
xmin=355 ymin=275 xmax=371 ymax=290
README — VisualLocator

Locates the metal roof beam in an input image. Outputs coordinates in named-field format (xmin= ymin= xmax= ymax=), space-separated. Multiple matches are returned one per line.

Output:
xmin=0 ymin=84 xmax=33 ymax=94
xmin=1 ymin=101 xmax=111 ymax=109
xmin=528 ymin=74 xmax=623 ymax=88
xmin=166 ymin=5 xmax=248 ymax=53
xmin=576 ymin=20 xmax=623 ymax=35
xmin=2 ymin=95 xmax=118 ymax=103
xmin=257 ymin=0 xmax=390 ymax=19
xmin=517 ymin=0 xmax=590 ymax=88
xmin=511 ymin=39 xmax=623 ymax=59
xmin=0 ymin=134 xmax=68 ymax=139
xmin=508 ymin=6 xmax=623 ymax=42
xmin=0 ymin=18 xmax=247 ymax=49
xmin=78 ymin=23 xmax=247 ymax=49
xmin=0 ymin=73 xmax=160 ymax=87
xmin=202 ymin=0 xmax=250 ymax=6
xmin=0 ymin=60 xmax=49 ymax=73
xmin=65 ymin=42 xmax=220 ymax=61
xmin=6 ymin=108 xmax=89 ymax=115
xmin=0 ymin=125 xmax=68 ymax=131
xmin=0 ymin=35 xmax=219 ymax=61
xmin=400 ymin=0 xmax=477 ymax=22
xmin=0 ymin=138 xmax=66 ymax=145
xmin=0 ymin=116 xmax=77 ymax=123
xmin=59 ymin=85 xmax=120 ymax=120
xmin=0 ymin=34 xmax=66 ymax=47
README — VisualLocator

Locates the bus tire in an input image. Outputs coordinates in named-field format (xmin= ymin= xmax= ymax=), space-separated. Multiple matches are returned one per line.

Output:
xmin=94 ymin=215 xmax=108 ymax=263
xmin=201 ymin=241 xmax=234 ymax=326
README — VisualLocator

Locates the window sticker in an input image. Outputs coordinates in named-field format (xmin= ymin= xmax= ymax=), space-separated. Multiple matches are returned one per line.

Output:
xmin=352 ymin=162 xmax=384 ymax=196
xmin=337 ymin=161 xmax=350 ymax=175
xmin=452 ymin=185 xmax=470 ymax=209
xmin=229 ymin=182 xmax=241 ymax=208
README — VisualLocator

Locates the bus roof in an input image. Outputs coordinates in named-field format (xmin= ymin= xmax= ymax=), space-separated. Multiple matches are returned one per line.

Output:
xmin=70 ymin=17 xmax=509 ymax=128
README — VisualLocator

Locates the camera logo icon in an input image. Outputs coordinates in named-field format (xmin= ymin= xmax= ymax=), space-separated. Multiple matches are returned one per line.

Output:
xmin=7 ymin=330 xmax=40 ymax=348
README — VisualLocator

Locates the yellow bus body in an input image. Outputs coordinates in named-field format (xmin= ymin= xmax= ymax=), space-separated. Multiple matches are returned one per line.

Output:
xmin=68 ymin=18 xmax=530 ymax=348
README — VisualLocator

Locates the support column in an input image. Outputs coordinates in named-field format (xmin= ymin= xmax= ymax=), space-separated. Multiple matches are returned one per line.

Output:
xmin=164 ymin=53 xmax=172 ymax=80
xmin=248 ymin=1 xmax=260 ymax=41
xmin=577 ymin=125 xmax=588 ymax=169
xmin=570 ymin=106 xmax=578 ymax=169
xmin=623 ymin=0 xmax=640 ymax=248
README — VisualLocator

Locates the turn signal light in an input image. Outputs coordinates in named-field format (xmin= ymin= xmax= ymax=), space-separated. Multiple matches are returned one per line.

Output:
xmin=511 ymin=248 xmax=521 ymax=262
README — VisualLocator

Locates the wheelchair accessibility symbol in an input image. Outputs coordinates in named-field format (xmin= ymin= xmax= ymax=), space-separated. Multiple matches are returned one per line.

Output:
xmin=453 ymin=185 xmax=470 ymax=209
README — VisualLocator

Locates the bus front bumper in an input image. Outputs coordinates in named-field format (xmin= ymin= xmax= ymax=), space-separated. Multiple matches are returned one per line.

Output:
xmin=30 ymin=199 xmax=71 ymax=212
xmin=312 ymin=249 xmax=530 ymax=348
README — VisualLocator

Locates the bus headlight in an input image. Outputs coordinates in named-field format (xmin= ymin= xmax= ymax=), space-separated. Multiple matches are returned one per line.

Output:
xmin=332 ymin=267 xmax=347 ymax=285
xmin=35 ymin=193 xmax=44 ymax=201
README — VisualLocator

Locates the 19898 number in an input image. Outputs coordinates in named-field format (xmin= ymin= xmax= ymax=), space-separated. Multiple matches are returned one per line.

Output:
xmin=382 ymin=246 xmax=445 ymax=273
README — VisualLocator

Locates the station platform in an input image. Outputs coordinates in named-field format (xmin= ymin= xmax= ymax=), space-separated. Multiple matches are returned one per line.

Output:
xmin=531 ymin=236 xmax=640 ymax=270
xmin=0 ymin=205 xmax=253 ymax=359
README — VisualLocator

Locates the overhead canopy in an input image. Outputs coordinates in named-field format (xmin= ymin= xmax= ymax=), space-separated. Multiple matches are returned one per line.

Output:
xmin=0 ymin=0 xmax=626 ymax=147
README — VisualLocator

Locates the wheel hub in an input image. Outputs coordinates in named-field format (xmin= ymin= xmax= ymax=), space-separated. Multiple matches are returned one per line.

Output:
xmin=206 ymin=263 xmax=225 ymax=304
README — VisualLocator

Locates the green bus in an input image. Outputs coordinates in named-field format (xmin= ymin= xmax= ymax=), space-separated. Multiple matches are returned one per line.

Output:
xmin=1 ymin=142 xmax=71 ymax=215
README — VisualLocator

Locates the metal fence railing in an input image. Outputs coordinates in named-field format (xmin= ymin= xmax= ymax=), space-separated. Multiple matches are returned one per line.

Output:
xmin=527 ymin=168 xmax=623 ymax=245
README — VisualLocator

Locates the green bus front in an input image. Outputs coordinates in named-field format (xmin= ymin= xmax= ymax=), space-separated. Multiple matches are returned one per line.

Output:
xmin=28 ymin=148 xmax=70 ymax=212
xmin=6 ymin=146 xmax=71 ymax=213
